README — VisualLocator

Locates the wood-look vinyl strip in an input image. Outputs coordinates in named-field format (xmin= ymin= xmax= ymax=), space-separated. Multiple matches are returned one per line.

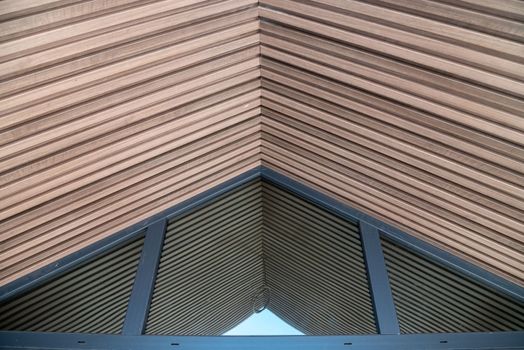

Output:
xmin=260 ymin=0 xmax=524 ymax=80
xmin=261 ymin=63 xmax=524 ymax=171
xmin=0 ymin=139 xmax=261 ymax=268
xmin=0 ymin=132 xmax=260 ymax=265
xmin=0 ymin=0 xmax=209 ymax=61
xmin=0 ymin=47 xmax=258 ymax=147
xmin=0 ymin=24 xmax=259 ymax=123
xmin=0 ymin=0 xmax=264 ymax=288
xmin=261 ymin=96 xmax=524 ymax=208
xmin=0 ymin=62 xmax=259 ymax=183
xmin=0 ymin=1 xmax=86 ymax=21
xmin=0 ymin=62 xmax=260 ymax=174
xmin=261 ymin=118 xmax=524 ymax=244
xmin=259 ymin=7 xmax=524 ymax=97
xmin=0 ymin=1 xmax=256 ymax=83
xmin=437 ymin=0 xmax=524 ymax=21
xmin=0 ymin=0 xmax=157 ymax=42
xmin=262 ymin=76 xmax=524 ymax=191
xmin=260 ymin=116 xmax=523 ymax=226
xmin=311 ymin=0 xmax=524 ymax=59
xmin=261 ymin=143 xmax=524 ymax=275
xmin=0 ymin=6 xmax=258 ymax=98
xmin=262 ymin=46 xmax=524 ymax=146
xmin=1 ymin=0 xmax=522 ymax=291
xmin=261 ymin=82 xmax=524 ymax=226
xmin=0 ymin=92 xmax=260 ymax=220
xmin=0 ymin=106 xmax=260 ymax=241
xmin=359 ymin=0 xmax=524 ymax=42
xmin=261 ymin=23 xmax=524 ymax=131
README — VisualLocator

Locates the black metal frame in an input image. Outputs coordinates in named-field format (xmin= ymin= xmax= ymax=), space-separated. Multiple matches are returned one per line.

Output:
xmin=1 ymin=166 xmax=523 ymax=350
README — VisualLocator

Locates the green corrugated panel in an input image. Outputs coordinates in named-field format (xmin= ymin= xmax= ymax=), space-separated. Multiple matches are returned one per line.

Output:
xmin=0 ymin=236 xmax=144 ymax=333
xmin=262 ymin=182 xmax=376 ymax=335
xmin=146 ymin=180 xmax=376 ymax=335
xmin=146 ymin=181 xmax=265 ymax=335
xmin=382 ymin=238 xmax=524 ymax=333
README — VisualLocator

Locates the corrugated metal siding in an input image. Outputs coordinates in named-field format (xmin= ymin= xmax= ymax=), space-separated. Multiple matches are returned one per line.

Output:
xmin=0 ymin=235 xmax=144 ymax=333
xmin=146 ymin=182 xmax=265 ymax=335
xmin=0 ymin=0 xmax=261 ymax=286
xmin=262 ymin=182 xmax=376 ymax=335
xmin=146 ymin=180 xmax=376 ymax=335
xmin=382 ymin=238 xmax=524 ymax=333
xmin=259 ymin=0 xmax=524 ymax=286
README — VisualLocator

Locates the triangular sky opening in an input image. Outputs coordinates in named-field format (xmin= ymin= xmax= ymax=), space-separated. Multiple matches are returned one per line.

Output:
xmin=223 ymin=309 xmax=303 ymax=336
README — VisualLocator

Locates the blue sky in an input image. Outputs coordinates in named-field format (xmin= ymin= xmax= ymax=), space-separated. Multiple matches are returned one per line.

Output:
xmin=224 ymin=310 xmax=303 ymax=335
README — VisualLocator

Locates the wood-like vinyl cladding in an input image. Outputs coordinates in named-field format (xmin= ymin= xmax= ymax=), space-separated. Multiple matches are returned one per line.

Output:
xmin=0 ymin=0 xmax=261 ymax=286
xmin=1 ymin=0 xmax=523 ymax=288
xmin=259 ymin=0 xmax=524 ymax=285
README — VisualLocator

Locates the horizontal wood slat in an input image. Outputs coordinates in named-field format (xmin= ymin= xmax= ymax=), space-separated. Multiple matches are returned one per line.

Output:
xmin=0 ymin=0 xmax=260 ymax=286
xmin=259 ymin=0 xmax=524 ymax=286
xmin=2 ymin=0 xmax=523 ymax=289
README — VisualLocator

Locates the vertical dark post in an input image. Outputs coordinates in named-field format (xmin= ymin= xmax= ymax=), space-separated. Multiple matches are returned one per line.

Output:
xmin=122 ymin=219 xmax=167 ymax=335
xmin=360 ymin=221 xmax=400 ymax=335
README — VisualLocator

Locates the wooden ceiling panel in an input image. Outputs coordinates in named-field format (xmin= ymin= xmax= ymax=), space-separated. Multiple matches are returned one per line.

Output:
xmin=0 ymin=0 xmax=260 ymax=286
xmin=1 ymin=0 xmax=523 ymax=289
xmin=259 ymin=0 xmax=524 ymax=285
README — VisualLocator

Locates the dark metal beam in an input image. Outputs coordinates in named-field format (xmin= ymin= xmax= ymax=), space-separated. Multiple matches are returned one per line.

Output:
xmin=1 ymin=331 xmax=523 ymax=350
xmin=122 ymin=219 xmax=167 ymax=335
xmin=360 ymin=222 xmax=399 ymax=335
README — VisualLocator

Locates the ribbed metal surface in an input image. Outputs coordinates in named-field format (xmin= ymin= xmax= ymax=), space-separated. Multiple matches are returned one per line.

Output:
xmin=382 ymin=238 xmax=524 ymax=334
xmin=262 ymin=182 xmax=376 ymax=335
xmin=0 ymin=235 xmax=144 ymax=333
xmin=146 ymin=182 xmax=265 ymax=335
xmin=0 ymin=0 xmax=261 ymax=286
xmin=146 ymin=180 xmax=376 ymax=335
xmin=260 ymin=0 xmax=524 ymax=286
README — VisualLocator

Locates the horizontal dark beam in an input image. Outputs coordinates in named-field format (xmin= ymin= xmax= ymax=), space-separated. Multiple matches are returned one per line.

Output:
xmin=1 ymin=331 xmax=523 ymax=350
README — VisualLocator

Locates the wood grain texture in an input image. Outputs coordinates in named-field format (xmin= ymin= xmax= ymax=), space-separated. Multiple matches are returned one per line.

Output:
xmin=0 ymin=0 xmax=260 ymax=285
xmin=2 ymin=0 xmax=523 ymax=288
xmin=259 ymin=0 xmax=524 ymax=285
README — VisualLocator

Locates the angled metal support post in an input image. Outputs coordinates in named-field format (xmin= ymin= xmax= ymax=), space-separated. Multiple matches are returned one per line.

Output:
xmin=122 ymin=219 xmax=167 ymax=335
xmin=360 ymin=221 xmax=400 ymax=335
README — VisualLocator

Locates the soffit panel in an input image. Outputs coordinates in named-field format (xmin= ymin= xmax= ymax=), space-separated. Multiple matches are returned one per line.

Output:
xmin=0 ymin=0 xmax=260 ymax=286
xmin=259 ymin=0 xmax=524 ymax=285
